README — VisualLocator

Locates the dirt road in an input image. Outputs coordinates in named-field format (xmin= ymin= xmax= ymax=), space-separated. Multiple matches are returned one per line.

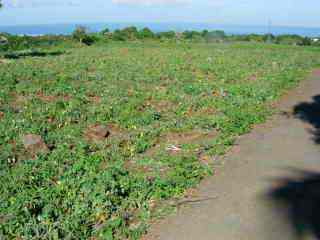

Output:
xmin=146 ymin=69 xmax=320 ymax=240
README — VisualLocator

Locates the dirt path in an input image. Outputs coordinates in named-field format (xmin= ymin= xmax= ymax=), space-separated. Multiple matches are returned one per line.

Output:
xmin=146 ymin=69 xmax=320 ymax=240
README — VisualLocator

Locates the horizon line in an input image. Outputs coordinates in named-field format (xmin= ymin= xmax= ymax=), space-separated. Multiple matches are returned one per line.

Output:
xmin=0 ymin=22 xmax=320 ymax=30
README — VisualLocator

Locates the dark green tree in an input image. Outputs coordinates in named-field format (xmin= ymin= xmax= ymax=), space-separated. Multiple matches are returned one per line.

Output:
xmin=122 ymin=26 xmax=139 ymax=40
xmin=72 ymin=26 xmax=88 ymax=43
xmin=101 ymin=27 xmax=110 ymax=35
xmin=201 ymin=30 xmax=209 ymax=38
xmin=112 ymin=29 xmax=126 ymax=41
xmin=157 ymin=31 xmax=176 ymax=39
xmin=299 ymin=37 xmax=312 ymax=46
xmin=139 ymin=27 xmax=155 ymax=39
xmin=182 ymin=30 xmax=201 ymax=40
xmin=72 ymin=26 xmax=95 ymax=45
xmin=204 ymin=30 xmax=226 ymax=42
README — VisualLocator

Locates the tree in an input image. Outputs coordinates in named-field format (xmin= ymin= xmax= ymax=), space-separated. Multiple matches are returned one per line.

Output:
xmin=101 ymin=27 xmax=110 ymax=35
xmin=121 ymin=26 xmax=139 ymax=40
xmin=139 ymin=27 xmax=154 ymax=39
xmin=157 ymin=31 xmax=176 ymax=39
xmin=72 ymin=26 xmax=88 ymax=43
xmin=112 ymin=29 xmax=126 ymax=41
xmin=201 ymin=30 xmax=209 ymax=38
xmin=204 ymin=30 xmax=226 ymax=42
xmin=182 ymin=30 xmax=201 ymax=40
xmin=275 ymin=34 xmax=303 ymax=45
xmin=72 ymin=26 xmax=95 ymax=45
xmin=299 ymin=37 xmax=312 ymax=46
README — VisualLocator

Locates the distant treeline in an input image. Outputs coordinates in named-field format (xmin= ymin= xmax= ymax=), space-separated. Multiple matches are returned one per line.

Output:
xmin=0 ymin=25 xmax=319 ymax=51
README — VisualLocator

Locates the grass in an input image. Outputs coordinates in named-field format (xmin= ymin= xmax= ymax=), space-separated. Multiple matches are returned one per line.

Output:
xmin=1 ymin=42 xmax=320 ymax=239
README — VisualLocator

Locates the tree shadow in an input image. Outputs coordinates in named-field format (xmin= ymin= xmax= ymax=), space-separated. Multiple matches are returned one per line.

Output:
xmin=267 ymin=95 xmax=320 ymax=239
xmin=3 ymin=50 xmax=65 ymax=59
xmin=293 ymin=95 xmax=320 ymax=144
xmin=268 ymin=170 xmax=320 ymax=239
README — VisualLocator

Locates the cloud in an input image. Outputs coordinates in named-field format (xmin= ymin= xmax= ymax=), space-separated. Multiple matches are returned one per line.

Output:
xmin=2 ymin=0 xmax=80 ymax=8
xmin=112 ymin=0 xmax=191 ymax=6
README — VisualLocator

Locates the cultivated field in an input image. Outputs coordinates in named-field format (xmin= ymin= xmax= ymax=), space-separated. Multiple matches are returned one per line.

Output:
xmin=1 ymin=42 xmax=320 ymax=239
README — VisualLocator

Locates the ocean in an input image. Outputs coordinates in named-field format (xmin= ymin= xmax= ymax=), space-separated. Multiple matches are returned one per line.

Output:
xmin=0 ymin=22 xmax=319 ymax=37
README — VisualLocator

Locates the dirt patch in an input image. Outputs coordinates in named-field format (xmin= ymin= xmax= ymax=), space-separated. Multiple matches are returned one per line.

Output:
xmin=164 ymin=130 xmax=217 ymax=145
xmin=10 ymin=94 xmax=32 ymax=112
xmin=120 ymin=48 xmax=129 ymax=56
xmin=84 ymin=124 xmax=111 ymax=143
xmin=87 ymin=94 xmax=102 ymax=104
xmin=21 ymin=134 xmax=49 ymax=157
xmin=185 ymin=106 xmax=217 ymax=117
xmin=197 ymin=152 xmax=216 ymax=167
xmin=107 ymin=123 xmax=129 ymax=140
xmin=0 ymin=59 xmax=11 ymax=64
xmin=84 ymin=123 xmax=128 ymax=143
xmin=312 ymin=69 xmax=320 ymax=77
xmin=0 ymin=111 xmax=4 ymax=120
xmin=152 ymin=100 xmax=176 ymax=113
xmin=137 ymin=99 xmax=176 ymax=113
xmin=145 ymin=129 xmax=218 ymax=156
xmin=36 ymin=92 xmax=58 ymax=103
xmin=35 ymin=91 xmax=72 ymax=103
xmin=248 ymin=74 xmax=258 ymax=81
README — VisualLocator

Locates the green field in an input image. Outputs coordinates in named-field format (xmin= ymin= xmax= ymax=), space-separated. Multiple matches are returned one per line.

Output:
xmin=1 ymin=42 xmax=320 ymax=239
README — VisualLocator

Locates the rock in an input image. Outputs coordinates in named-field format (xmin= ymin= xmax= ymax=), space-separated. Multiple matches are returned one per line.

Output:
xmin=22 ymin=134 xmax=49 ymax=156
xmin=84 ymin=124 xmax=110 ymax=143
xmin=0 ymin=36 xmax=8 ymax=46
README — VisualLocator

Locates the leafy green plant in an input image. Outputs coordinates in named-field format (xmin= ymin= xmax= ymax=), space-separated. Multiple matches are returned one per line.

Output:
xmin=0 ymin=41 xmax=320 ymax=239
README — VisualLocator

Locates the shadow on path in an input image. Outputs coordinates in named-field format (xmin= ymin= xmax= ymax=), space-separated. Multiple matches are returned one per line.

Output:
xmin=268 ymin=170 xmax=320 ymax=239
xmin=294 ymin=95 xmax=320 ymax=144
xmin=268 ymin=95 xmax=320 ymax=239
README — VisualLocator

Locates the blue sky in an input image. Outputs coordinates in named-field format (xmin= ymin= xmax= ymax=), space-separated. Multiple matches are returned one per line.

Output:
xmin=0 ymin=0 xmax=319 ymax=27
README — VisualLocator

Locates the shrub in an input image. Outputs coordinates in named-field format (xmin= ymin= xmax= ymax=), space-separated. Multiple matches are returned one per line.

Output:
xmin=139 ymin=27 xmax=155 ymax=39
xmin=156 ymin=31 xmax=176 ymax=39
xmin=275 ymin=34 xmax=304 ymax=45
xmin=72 ymin=26 xmax=95 ymax=46
xmin=299 ymin=37 xmax=312 ymax=46
xmin=101 ymin=27 xmax=110 ymax=35
xmin=205 ymin=30 xmax=226 ymax=42
xmin=112 ymin=29 xmax=127 ymax=41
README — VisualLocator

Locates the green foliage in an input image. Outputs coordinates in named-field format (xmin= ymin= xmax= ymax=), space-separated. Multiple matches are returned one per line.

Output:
xmin=0 ymin=34 xmax=71 ymax=52
xmin=156 ymin=31 xmax=176 ymax=39
xmin=1 ymin=26 xmax=318 ymax=51
xmin=299 ymin=37 xmax=312 ymax=46
xmin=201 ymin=29 xmax=209 ymax=37
xmin=1 ymin=41 xmax=320 ymax=239
xmin=204 ymin=30 xmax=226 ymax=42
xmin=101 ymin=27 xmax=110 ymax=35
xmin=246 ymin=34 xmax=265 ymax=42
xmin=182 ymin=30 xmax=201 ymax=40
xmin=72 ymin=26 xmax=96 ymax=46
xmin=112 ymin=29 xmax=127 ymax=41
xmin=139 ymin=27 xmax=155 ymax=39
xmin=275 ymin=34 xmax=304 ymax=45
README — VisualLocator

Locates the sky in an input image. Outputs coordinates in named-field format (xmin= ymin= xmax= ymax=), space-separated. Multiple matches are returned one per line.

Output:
xmin=0 ymin=0 xmax=319 ymax=27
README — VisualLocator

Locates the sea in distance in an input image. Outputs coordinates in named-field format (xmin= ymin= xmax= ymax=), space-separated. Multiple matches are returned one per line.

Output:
xmin=0 ymin=22 xmax=319 ymax=37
